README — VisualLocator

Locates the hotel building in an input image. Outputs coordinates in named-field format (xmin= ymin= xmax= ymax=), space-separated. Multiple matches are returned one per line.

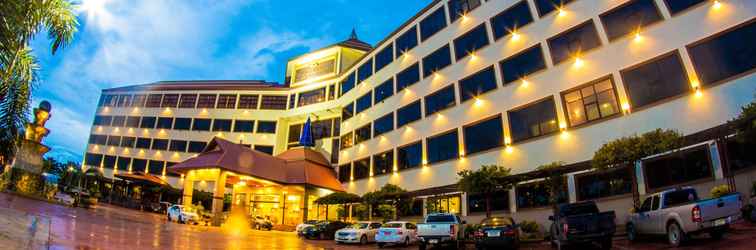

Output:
xmin=84 ymin=0 xmax=756 ymax=227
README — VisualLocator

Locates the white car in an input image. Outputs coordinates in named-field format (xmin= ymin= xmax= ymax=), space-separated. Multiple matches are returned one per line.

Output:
xmin=167 ymin=205 xmax=199 ymax=224
xmin=335 ymin=221 xmax=382 ymax=244
xmin=375 ymin=221 xmax=418 ymax=247
xmin=296 ymin=220 xmax=320 ymax=236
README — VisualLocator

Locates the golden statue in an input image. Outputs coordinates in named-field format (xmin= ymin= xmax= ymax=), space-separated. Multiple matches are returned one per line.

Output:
xmin=24 ymin=101 xmax=51 ymax=143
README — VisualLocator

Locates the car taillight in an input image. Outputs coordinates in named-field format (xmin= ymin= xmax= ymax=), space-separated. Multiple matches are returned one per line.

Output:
xmin=474 ymin=230 xmax=484 ymax=238
xmin=397 ymin=230 xmax=403 ymax=235
xmin=562 ymin=223 xmax=569 ymax=234
xmin=692 ymin=205 xmax=702 ymax=223
xmin=503 ymin=229 xmax=516 ymax=236
xmin=450 ymin=224 xmax=454 ymax=234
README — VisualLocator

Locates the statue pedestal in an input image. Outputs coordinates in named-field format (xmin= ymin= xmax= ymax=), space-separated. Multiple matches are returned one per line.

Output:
xmin=10 ymin=140 xmax=50 ymax=174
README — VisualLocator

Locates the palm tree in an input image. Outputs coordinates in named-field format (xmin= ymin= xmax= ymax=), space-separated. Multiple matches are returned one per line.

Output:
xmin=457 ymin=165 xmax=512 ymax=218
xmin=0 ymin=0 xmax=78 ymax=161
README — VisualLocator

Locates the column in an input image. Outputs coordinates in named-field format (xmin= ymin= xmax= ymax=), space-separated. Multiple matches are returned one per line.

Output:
xmin=709 ymin=142 xmax=724 ymax=179
xmin=421 ymin=198 xmax=427 ymax=217
xmin=567 ymin=174 xmax=577 ymax=203
xmin=508 ymin=188 xmax=517 ymax=214
xmin=182 ymin=173 xmax=194 ymax=207
xmin=460 ymin=192 xmax=468 ymax=217
xmin=211 ymin=171 xmax=228 ymax=226
xmin=635 ymin=161 xmax=646 ymax=196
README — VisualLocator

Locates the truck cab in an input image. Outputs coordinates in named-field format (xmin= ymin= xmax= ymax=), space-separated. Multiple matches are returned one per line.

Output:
xmin=416 ymin=213 xmax=466 ymax=250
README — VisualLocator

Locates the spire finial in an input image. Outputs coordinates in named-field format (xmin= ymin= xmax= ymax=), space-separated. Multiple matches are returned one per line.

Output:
xmin=350 ymin=28 xmax=358 ymax=40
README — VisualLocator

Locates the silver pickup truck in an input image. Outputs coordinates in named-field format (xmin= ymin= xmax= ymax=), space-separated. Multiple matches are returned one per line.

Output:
xmin=416 ymin=213 xmax=465 ymax=250
xmin=626 ymin=187 xmax=742 ymax=247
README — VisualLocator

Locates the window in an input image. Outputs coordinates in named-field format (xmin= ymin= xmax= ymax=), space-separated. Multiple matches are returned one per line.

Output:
xmin=621 ymin=52 xmax=689 ymax=109
xmin=311 ymin=119 xmax=333 ymax=140
xmin=233 ymin=120 xmax=254 ymax=133
xmin=298 ymin=88 xmax=326 ymax=107
xmin=93 ymin=116 xmax=112 ymax=126
xmin=145 ymin=94 xmax=162 ymax=108
xmin=422 ymin=44 xmax=452 ymax=77
xmin=254 ymin=145 xmax=274 ymax=155
xmin=576 ymin=166 xmax=633 ymax=201
xmin=121 ymin=137 xmax=136 ymax=148
xmin=136 ymin=138 xmax=152 ymax=149
xmin=373 ymin=150 xmax=394 ymax=175
xmin=173 ymin=118 xmax=191 ymax=130
xmin=420 ymin=7 xmax=448 ymax=41
xmin=238 ymin=95 xmax=259 ymax=109
xmin=151 ymin=139 xmax=169 ymax=151
xmin=147 ymin=160 xmax=164 ymax=175
xmin=340 ymin=132 xmax=354 ymax=149
xmin=259 ymin=95 xmax=287 ymax=110
xmin=397 ymin=141 xmax=422 ymax=170
xmin=116 ymin=157 xmax=131 ymax=171
xmin=464 ymin=115 xmax=503 ymax=155
xmin=161 ymin=94 xmax=179 ymax=108
xmin=289 ymin=94 xmax=296 ymax=109
xmin=342 ymin=102 xmax=354 ymax=120
xmin=426 ymin=129 xmax=459 ymax=164
xmin=499 ymin=44 xmax=547 ymax=84
xmin=534 ymin=0 xmax=575 ymax=17
xmin=448 ymin=0 xmax=482 ymax=22
xmin=169 ymin=140 xmax=187 ymax=152
xmin=197 ymin=94 xmax=217 ymax=108
xmin=103 ymin=155 xmax=116 ymax=169
xmin=663 ymin=0 xmax=705 ymax=15
xmin=111 ymin=116 xmax=125 ymax=127
xmin=125 ymin=116 xmax=140 ymax=128
xmin=375 ymin=44 xmax=394 ymax=72
xmin=427 ymin=195 xmax=461 ymax=214
xmin=179 ymin=94 xmax=197 ymax=108
xmin=424 ymin=84 xmax=456 ymax=116
xmin=107 ymin=136 xmax=121 ymax=146
xmin=156 ymin=117 xmax=173 ymax=129
xmin=547 ymin=20 xmax=602 ymax=64
xmin=331 ymin=139 xmax=340 ymax=163
xmin=192 ymin=118 xmax=211 ymax=131
xmin=688 ymin=21 xmax=756 ymax=86
xmin=358 ymin=60 xmax=373 ymax=84
xmin=600 ymin=0 xmax=663 ymax=41
xmin=85 ymin=153 xmax=103 ymax=167
xmin=458 ymin=66 xmax=498 ymax=102
xmin=562 ymin=77 xmax=620 ymax=127
xmin=100 ymin=95 xmax=116 ymax=107
xmin=395 ymin=26 xmax=418 ymax=57
xmin=516 ymin=180 xmax=568 ymax=208
xmin=490 ymin=0 xmax=534 ymax=40
xmin=216 ymin=94 xmax=237 ymax=109
xmin=131 ymin=159 xmax=147 ymax=173
xmin=643 ymin=146 xmax=712 ymax=190
xmin=131 ymin=95 xmax=146 ymax=107
xmin=340 ymin=72 xmax=356 ymax=96
xmin=165 ymin=162 xmax=180 ymax=177
xmin=374 ymin=78 xmax=394 ymax=103
xmin=468 ymin=190 xmax=509 ymax=213
xmin=508 ymin=97 xmax=559 ymax=142
xmin=355 ymin=92 xmax=373 ymax=114
xmin=373 ymin=113 xmax=394 ymax=137
xmin=212 ymin=119 xmax=232 ymax=132
xmin=256 ymin=121 xmax=276 ymax=133
xmin=338 ymin=164 xmax=351 ymax=182
xmin=353 ymin=158 xmax=370 ymax=180
xmin=396 ymin=100 xmax=422 ymax=128
xmin=354 ymin=124 xmax=372 ymax=144
xmin=453 ymin=23 xmax=490 ymax=60
xmin=726 ymin=139 xmax=756 ymax=172
xmin=117 ymin=95 xmax=132 ymax=107
xmin=140 ymin=117 xmax=156 ymax=129
xmin=188 ymin=141 xmax=207 ymax=153
xmin=396 ymin=63 xmax=421 ymax=91
xmin=288 ymin=124 xmax=302 ymax=143
xmin=92 ymin=135 xmax=108 ymax=145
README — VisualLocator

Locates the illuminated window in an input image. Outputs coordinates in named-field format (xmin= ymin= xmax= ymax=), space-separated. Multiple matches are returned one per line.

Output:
xmin=547 ymin=20 xmax=602 ymax=64
xmin=340 ymin=132 xmax=354 ymax=149
xmin=173 ymin=118 xmax=191 ymax=130
xmin=374 ymin=78 xmax=395 ymax=103
xmin=169 ymin=140 xmax=187 ymax=152
xmin=342 ymin=102 xmax=354 ymax=120
xmin=422 ymin=44 xmax=452 ymax=77
xmin=259 ymin=95 xmax=287 ymax=110
xmin=397 ymin=141 xmax=422 ymax=170
xmin=534 ymin=0 xmax=575 ymax=17
xmin=216 ymin=94 xmax=237 ymax=109
xmin=463 ymin=115 xmax=503 ymax=155
xmin=620 ymin=51 xmax=689 ymax=109
xmin=458 ymin=66 xmax=497 ymax=102
xmin=600 ymin=0 xmax=663 ymax=41
xmin=490 ymin=0 xmax=533 ymax=40
xmin=448 ymin=0 xmax=482 ymax=22
xmin=156 ymin=117 xmax=173 ymax=129
xmin=396 ymin=63 xmax=421 ymax=91
xmin=426 ymin=129 xmax=459 ymax=164
xmin=151 ymin=139 xmax=169 ymax=151
xmin=397 ymin=100 xmax=422 ymax=128
xmin=424 ymin=84 xmax=456 ymax=116
xmin=238 ymin=95 xmax=258 ymax=109
xmin=419 ymin=7 xmax=448 ymax=41
xmin=192 ymin=118 xmax=211 ymax=131
xmin=373 ymin=150 xmax=394 ymax=176
xmin=395 ymin=26 xmax=418 ymax=57
xmin=256 ymin=121 xmax=277 ymax=133
xmin=145 ymin=94 xmax=162 ymax=108
xmin=140 ymin=117 xmax=156 ymax=129
xmin=340 ymin=72 xmax=356 ymax=96
xmin=298 ymin=88 xmax=326 ymax=107
xmin=562 ymin=77 xmax=620 ymax=127
xmin=375 ymin=44 xmax=394 ymax=72
xmin=688 ymin=21 xmax=756 ymax=86
xmin=663 ymin=0 xmax=705 ymax=15
xmin=187 ymin=141 xmax=207 ymax=153
xmin=161 ymin=94 xmax=179 ymax=108
xmin=453 ymin=23 xmax=490 ymax=60
xmin=353 ymin=158 xmax=370 ymax=180
xmin=499 ymin=44 xmax=547 ymax=84
xmin=427 ymin=195 xmax=461 ymax=214
xmin=355 ymin=91 xmax=373 ymax=114
xmin=507 ymin=97 xmax=559 ymax=142
xmin=196 ymin=94 xmax=217 ymax=108
xmin=233 ymin=120 xmax=255 ymax=133
xmin=358 ymin=59 xmax=373 ymax=84
xmin=373 ymin=113 xmax=394 ymax=137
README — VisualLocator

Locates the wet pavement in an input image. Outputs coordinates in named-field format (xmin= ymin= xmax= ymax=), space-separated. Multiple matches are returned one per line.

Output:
xmin=1 ymin=192 xmax=756 ymax=249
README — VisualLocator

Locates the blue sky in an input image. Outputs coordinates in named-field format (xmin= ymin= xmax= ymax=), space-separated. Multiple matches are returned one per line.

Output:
xmin=31 ymin=0 xmax=430 ymax=163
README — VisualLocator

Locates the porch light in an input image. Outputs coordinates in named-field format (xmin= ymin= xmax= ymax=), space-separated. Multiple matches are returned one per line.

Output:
xmin=238 ymin=181 xmax=246 ymax=186
xmin=713 ymin=0 xmax=722 ymax=10
xmin=96 ymin=126 xmax=103 ymax=132
xmin=459 ymin=149 xmax=465 ymax=157
xmin=127 ymin=128 xmax=134 ymax=134
xmin=474 ymin=97 xmax=484 ymax=107
xmin=633 ymin=31 xmax=643 ymax=43
xmin=573 ymin=57 xmax=584 ymax=68
xmin=132 ymin=107 xmax=139 ymax=113
xmin=163 ymin=107 xmax=171 ymax=114
xmin=694 ymin=87 xmax=703 ymax=98
xmin=511 ymin=31 xmax=521 ymax=41
xmin=521 ymin=79 xmax=529 ymax=88
xmin=557 ymin=8 xmax=567 ymax=17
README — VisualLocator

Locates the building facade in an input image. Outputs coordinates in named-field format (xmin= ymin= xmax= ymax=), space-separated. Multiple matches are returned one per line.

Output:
xmin=85 ymin=0 xmax=756 ymax=227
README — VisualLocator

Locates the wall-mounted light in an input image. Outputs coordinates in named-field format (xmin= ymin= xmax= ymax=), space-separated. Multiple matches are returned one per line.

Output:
xmin=573 ymin=57 xmax=585 ymax=68
xmin=713 ymin=0 xmax=722 ymax=10
xmin=511 ymin=31 xmax=521 ymax=41
xmin=557 ymin=8 xmax=567 ymax=17
xmin=474 ymin=97 xmax=484 ymax=107
xmin=633 ymin=31 xmax=643 ymax=43
xmin=694 ymin=86 xmax=703 ymax=98
xmin=520 ymin=79 xmax=529 ymax=88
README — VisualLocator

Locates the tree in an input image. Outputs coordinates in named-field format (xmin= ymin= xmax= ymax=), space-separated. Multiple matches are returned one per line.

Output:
xmin=732 ymin=95 xmax=755 ymax=144
xmin=457 ymin=165 xmax=512 ymax=218
xmin=314 ymin=192 xmax=362 ymax=221
xmin=536 ymin=161 xmax=567 ymax=205
xmin=0 ymin=0 xmax=78 ymax=162
xmin=362 ymin=184 xmax=411 ymax=220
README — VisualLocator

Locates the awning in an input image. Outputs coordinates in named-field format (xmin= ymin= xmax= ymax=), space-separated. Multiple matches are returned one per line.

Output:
xmin=115 ymin=172 xmax=169 ymax=186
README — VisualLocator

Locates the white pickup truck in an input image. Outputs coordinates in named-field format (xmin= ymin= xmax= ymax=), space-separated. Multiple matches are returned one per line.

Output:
xmin=626 ymin=187 xmax=742 ymax=247
xmin=416 ymin=213 xmax=466 ymax=250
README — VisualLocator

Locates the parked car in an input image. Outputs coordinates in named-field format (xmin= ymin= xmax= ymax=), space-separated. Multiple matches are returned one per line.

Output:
xmin=303 ymin=221 xmax=350 ymax=240
xmin=626 ymin=187 xmax=742 ymax=247
xmin=54 ymin=192 xmax=75 ymax=206
xmin=417 ymin=213 xmax=466 ymax=250
xmin=375 ymin=221 xmax=418 ymax=247
xmin=473 ymin=216 xmax=520 ymax=250
xmin=549 ymin=201 xmax=616 ymax=250
xmin=296 ymin=220 xmax=320 ymax=237
xmin=167 ymin=205 xmax=199 ymax=224
xmin=251 ymin=216 xmax=273 ymax=230
xmin=334 ymin=221 xmax=382 ymax=244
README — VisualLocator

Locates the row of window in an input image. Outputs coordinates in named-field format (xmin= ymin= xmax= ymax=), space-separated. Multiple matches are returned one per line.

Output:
xmin=93 ymin=116 xmax=277 ymax=134
xmin=88 ymin=135 xmax=276 ymax=155
xmin=99 ymin=93 xmax=291 ymax=110
xmin=286 ymin=118 xmax=342 ymax=144
xmin=84 ymin=153 xmax=181 ymax=177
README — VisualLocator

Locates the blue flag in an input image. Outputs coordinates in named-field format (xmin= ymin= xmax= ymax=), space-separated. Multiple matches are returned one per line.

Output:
xmin=299 ymin=117 xmax=315 ymax=147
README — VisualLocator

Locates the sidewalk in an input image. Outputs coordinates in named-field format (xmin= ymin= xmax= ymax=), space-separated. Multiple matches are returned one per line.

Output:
xmin=0 ymin=205 xmax=51 ymax=250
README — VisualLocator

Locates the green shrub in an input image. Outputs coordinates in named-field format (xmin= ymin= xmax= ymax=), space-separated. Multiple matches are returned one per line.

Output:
xmin=711 ymin=184 xmax=731 ymax=198
xmin=464 ymin=224 xmax=481 ymax=239
xmin=519 ymin=220 xmax=540 ymax=234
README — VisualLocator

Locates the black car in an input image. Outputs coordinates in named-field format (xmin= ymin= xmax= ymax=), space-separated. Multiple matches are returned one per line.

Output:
xmin=474 ymin=217 xmax=520 ymax=250
xmin=303 ymin=221 xmax=350 ymax=240
xmin=549 ymin=201 xmax=615 ymax=250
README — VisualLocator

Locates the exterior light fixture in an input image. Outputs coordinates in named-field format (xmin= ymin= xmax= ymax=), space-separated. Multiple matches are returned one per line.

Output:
xmin=621 ymin=102 xmax=631 ymax=114
xmin=557 ymin=8 xmax=567 ymax=17
xmin=521 ymin=79 xmax=529 ymax=88
xmin=511 ymin=31 xmax=521 ymax=41
xmin=694 ymin=87 xmax=703 ymax=98
xmin=633 ymin=31 xmax=643 ymax=43
xmin=574 ymin=57 xmax=584 ymax=68
xmin=505 ymin=146 xmax=513 ymax=154
xmin=713 ymin=0 xmax=722 ymax=9
xmin=103 ymin=107 xmax=110 ymax=113
xmin=474 ymin=97 xmax=484 ymax=107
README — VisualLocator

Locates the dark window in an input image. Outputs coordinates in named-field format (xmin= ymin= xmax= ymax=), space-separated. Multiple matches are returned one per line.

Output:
xmin=468 ymin=190 xmax=509 ymax=213
xmin=85 ymin=153 xmax=103 ymax=167
xmin=358 ymin=60 xmax=373 ymax=84
xmin=374 ymin=78 xmax=394 ymax=103
xmin=331 ymin=139 xmax=340 ymax=163
xmin=576 ymin=166 xmax=633 ymax=201
xmin=238 ymin=95 xmax=259 ymax=109
xmin=355 ymin=92 xmax=373 ymax=114
xmin=516 ymin=180 xmax=568 ymax=208
xmin=93 ymin=116 xmax=112 ymax=126
xmin=116 ymin=157 xmax=131 ymax=171
xmin=197 ymin=94 xmax=217 ymax=108
xmin=179 ymin=94 xmax=197 ymax=108
xmin=375 ymin=44 xmax=394 ymax=72
xmin=187 ymin=141 xmax=206 ymax=153
xmin=107 ymin=136 xmax=121 ymax=146
xmin=216 ymin=94 xmax=237 ymax=109
xmin=173 ymin=118 xmax=191 ymax=130
xmin=136 ymin=138 xmax=152 ymax=149
xmin=140 ymin=117 xmax=156 ymax=129
xmin=131 ymin=159 xmax=147 ymax=173
xmin=547 ymin=21 xmax=602 ymax=64
xmin=156 ymin=117 xmax=173 ymax=129
xmin=621 ymin=52 xmax=689 ymax=109
xmin=464 ymin=115 xmax=503 ymax=155
xmin=288 ymin=124 xmax=302 ymax=143
xmin=289 ymin=94 xmax=296 ymax=109
xmin=397 ymin=141 xmax=422 ymax=170
xmin=491 ymin=1 xmax=534 ymax=40
xmin=110 ymin=116 xmax=125 ymax=127
xmin=353 ymin=158 xmax=370 ymax=180
xmin=256 ymin=121 xmax=276 ymax=133
xmin=131 ymin=95 xmax=146 ymax=107
xmin=508 ymin=97 xmax=559 ymax=142
xmin=311 ymin=119 xmax=333 ymax=140
xmin=397 ymin=100 xmax=422 ymax=128
xmin=212 ymin=119 xmax=232 ymax=132
xmin=448 ymin=0 xmax=482 ymax=22
xmin=169 ymin=140 xmax=188 ymax=152
xmin=342 ymin=102 xmax=354 ymax=120
xmin=100 ymin=95 xmax=116 ymax=107
xmin=117 ymin=95 xmax=132 ymax=107
xmin=422 ymin=44 xmax=453 ymax=77
xmin=338 ymin=164 xmax=351 ymax=182
xmin=120 ymin=137 xmax=136 ymax=148
xmin=233 ymin=120 xmax=255 ymax=133
xmin=420 ymin=7 xmax=448 ymax=41
xmin=396 ymin=63 xmax=421 ymax=91
xmin=192 ymin=119 xmax=211 ymax=131
xmin=340 ymin=132 xmax=354 ymax=149
xmin=161 ymin=94 xmax=179 ymax=108
xmin=354 ymin=124 xmax=372 ymax=144
xmin=259 ymin=95 xmax=287 ymax=110
xmin=340 ymin=72 xmax=356 ymax=96
xmin=458 ymin=66 xmax=498 ymax=102
xmin=726 ymin=139 xmax=756 ymax=172
xmin=500 ymin=44 xmax=547 ymax=84
xmin=298 ymin=88 xmax=326 ymax=107
xmin=688 ymin=21 xmax=756 ymax=86
xmin=254 ymin=145 xmax=274 ymax=155
xmin=151 ymin=139 xmax=168 ymax=151
xmin=425 ymin=84 xmax=456 ymax=116
xmin=600 ymin=0 xmax=663 ymax=41
xmin=534 ymin=0 xmax=575 ymax=17
xmin=396 ymin=26 xmax=419 ymax=57
xmin=165 ymin=162 xmax=180 ymax=177
xmin=145 ymin=94 xmax=162 ymax=108
xmin=426 ymin=129 xmax=459 ymax=164
xmin=92 ymin=135 xmax=108 ymax=145
xmin=125 ymin=116 xmax=140 ymax=128
xmin=663 ymin=0 xmax=705 ymax=15
xmin=563 ymin=77 xmax=620 ymax=127
xmin=373 ymin=150 xmax=394 ymax=176
xmin=453 ymin=23 xmax=490 ymax=60
xmin=147 ymin=160 xmax=164 ymax=175
xmin=373 ymin=113 xmax=395 ymax=137
xmin=644 ymin=147 xmax=712 ymax=190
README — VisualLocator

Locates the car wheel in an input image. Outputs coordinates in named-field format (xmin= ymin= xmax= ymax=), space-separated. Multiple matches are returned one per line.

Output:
xmin=600 ymin=237 xmax=612 ymax=250
xmin=359 ymin=235 xmax=367 ymax=245
xmin=167 ymin=215 xmax=171 ymax=222
xmin=418 ymin=242 xmax=426 ymax=250
xmin=377 ymin=243 xmax=385 ymax=248
xmin=179 ymin=216 xmax=184 ymax=224
xmin=404 ymin=237 xmax=410 ymax=246
xmin=476 ymin=244 xmax=486 ymax=250
xmin=710 ymin=229 xmax=725 ymax=240
xmin=319 ymin=232 xmax=325 ymax=240
xmin=626 ymin=223 xmax=637 ymax=242
xmin=667 ymin=222 xmax=685 ymax=247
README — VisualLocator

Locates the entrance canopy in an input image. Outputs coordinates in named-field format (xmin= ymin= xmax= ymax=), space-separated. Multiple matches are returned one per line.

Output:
xmin=115 ymin=172 xmax=170 ymax=186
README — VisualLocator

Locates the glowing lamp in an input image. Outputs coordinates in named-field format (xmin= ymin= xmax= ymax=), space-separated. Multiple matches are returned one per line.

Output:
xmin=511 ymin=31 xmax=521 ymax=41
xmin=713 ymin=0 xmax=722 ymax=9
xmin=573 ymin=57 xmax=584 ymax=68
xmin=557 ymin=8 xmax=567 ymax=17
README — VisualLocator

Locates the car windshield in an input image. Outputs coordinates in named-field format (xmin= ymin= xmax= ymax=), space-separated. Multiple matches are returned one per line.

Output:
xmin=426 ymin=215 xmax=456 ymax=223
xmin=561 ymin=203 xmax=599 ymax=216
xmin=382 ymin=223 xmax=402 ymax=228
xmin=349 ymin=223 xmax=369 ymax=229
xmin=665 ymin=189 xmax=699 ymax=207
xmin=481 ymin=217 xmax=513 ymax=227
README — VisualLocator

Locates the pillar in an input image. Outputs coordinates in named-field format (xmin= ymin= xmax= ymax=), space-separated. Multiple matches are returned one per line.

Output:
xmin=635 ymin=161 xmax=646 ymax=196
xmin=182 ymin=173 xmax=194 ymax=207
xmin=348 ymin=204 xmax=353 ymax=221
xmin=709 ymin=142 xmax=724 ymax=180
xmin=508 ymin=188 xmax=517 ymax=214
xmin=567 ymin=174 xmax=577 ymax=203
xmin=211 ymin=171 xmax=228 ymax=226
xmin=460 ymin=192 xmax=468 ymax=217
